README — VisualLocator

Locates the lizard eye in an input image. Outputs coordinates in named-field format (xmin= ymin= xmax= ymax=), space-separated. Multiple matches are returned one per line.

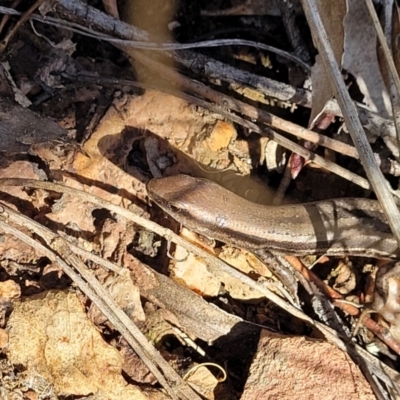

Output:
xmin=167 ymin=202 xmax=183 ymax=214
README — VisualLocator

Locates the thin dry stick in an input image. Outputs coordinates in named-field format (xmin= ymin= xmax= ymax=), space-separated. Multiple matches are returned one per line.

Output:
xmin=67 ymin=70 xmax=375 ymax=191
xmin=43 ymin=0 xmax=399 ymax=143
xmin=0 ymin=199 xmax=275 ymax=341
xmin=291 ymin=255 xmax=400 ymax=354
xmin=0 ymin=208 xmax=200 ymax=400
xmin=50 ymin=237 xmax=199 ymax=400
xmin=0 ymin=1 xmax=21 ymax=36
xmin=144 ymin=82 xmax=372 ymax=189
xmin=0 ymin=0 xmax=396 ymax=390
xmin=69 ymin=243 xmax=127 ymax=275
xmin=131 ymin=50 xmax=359 ymax=159
xmin=70 ymin=68 xmax=362 ymax=167
xmin=0 ymin=0 xmax=47 ymax=53
xmin=2 ymin=3 xmax=395 ymax=145
xmin=0 ymin=6 xmax=311 ymax=71
xmin=301 ymin=0 xmax=400 ymax=247
xmin=170 ymin=88 xmax=372 ymax=189
xmin=261 ymin=127 xmax=371 ymax=190
xmin=6 ymin=4 xmax=394 ymax=167
xmin=0 ymin=183 xmax=378 ymax=342
xmin=123 ymin=50 xmax=395 ymax=188
xmin=0 ymin=179 xmax=398 ymax=390
xmin=0 ymin=178 xmax=303 ymax=312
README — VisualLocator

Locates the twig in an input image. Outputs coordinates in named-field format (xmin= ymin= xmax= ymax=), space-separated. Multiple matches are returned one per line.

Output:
xmin=0 ymin=4 xmax=397 ymax=144
xmin=0 ymin=178 xmax=304 ymax=314
xmin=0 ymin=6 xmax=310 ymax=71
xmin=59 ymin=66 xmax=373 ymax=193
xmin=0 ymin=213 xmax=199 ymax=400
xmin=301 ymin=0 xmax=400 ymax=247
xmin=0 ymin=1 xmax=21 ymax=36
xmin=2 ymin=2 xmax=398 ymax=163
xmin=0 ymin=0 xmax=48 ymax=53
xmin=131 ymin=51 xmax=359 ymax=159
xmin=65 ymin=71 xmax=373 ymax=191
xmin=287 ymin=255 xmax=400 ymax=354
xmin=0 ymin=177 xmax=398 ymax=389
xmin=262 ymin=128 xmax=371 ymax=190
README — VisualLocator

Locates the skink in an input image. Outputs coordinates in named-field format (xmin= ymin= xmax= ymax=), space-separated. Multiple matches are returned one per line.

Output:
xmin=147 ymin=174 xmax=399 ymax=260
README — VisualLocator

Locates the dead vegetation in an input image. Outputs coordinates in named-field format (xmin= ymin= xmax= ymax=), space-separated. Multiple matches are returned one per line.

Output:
xmin=0 ymin=0 xmax=400 ymax=399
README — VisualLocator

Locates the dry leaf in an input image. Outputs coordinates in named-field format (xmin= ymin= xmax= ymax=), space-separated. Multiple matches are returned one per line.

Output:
xmin=309 ymin=1 xmax=346 ymax=127
xmin=343 ymin=0 xmax=391 ymax=117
